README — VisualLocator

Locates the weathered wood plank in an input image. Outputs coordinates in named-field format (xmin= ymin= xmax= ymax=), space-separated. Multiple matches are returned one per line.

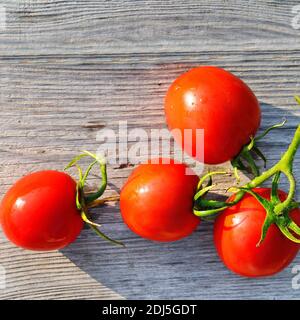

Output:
xmin=0 ymin=0 xmax=300 ymax=300
xmin=0 ymin=0 xmax=299 ymax=55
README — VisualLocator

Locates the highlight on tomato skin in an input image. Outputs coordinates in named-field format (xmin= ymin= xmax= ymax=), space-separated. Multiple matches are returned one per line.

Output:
xmin=0 ymin=170 xmax=84 ymax=251
xmin=164 ymin=66 xmax=261 ymax=164
xmin=120 ymin=158 xmax=200 ymax=242
xmin=214 ymin=188 xmax=300 ymax=278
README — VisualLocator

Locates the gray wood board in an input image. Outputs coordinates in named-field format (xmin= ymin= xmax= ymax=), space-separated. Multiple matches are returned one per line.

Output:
xmin=0 ymin=0 xmax=300 ymax=299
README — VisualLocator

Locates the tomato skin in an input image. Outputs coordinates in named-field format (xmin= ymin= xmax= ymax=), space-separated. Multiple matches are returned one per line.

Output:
xmin=120 ymin=160 xmax=200 ymax=242
xmin=164 ymin=66 xmax=261 ymax=164
xmin=0 ymin=171 xmax=83 ymax=251
xmin=214 ymin=188 xmax=300 ymax=277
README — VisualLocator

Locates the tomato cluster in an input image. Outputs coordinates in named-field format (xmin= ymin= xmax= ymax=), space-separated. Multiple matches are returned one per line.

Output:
xmin=120 ymin=67 xmax=300 ymax=277
xmin=1 ymin=66 xmax=299 ymax=278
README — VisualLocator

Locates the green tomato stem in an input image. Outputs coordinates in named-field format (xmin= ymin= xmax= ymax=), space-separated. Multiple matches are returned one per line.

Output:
xmin=230 ymin=119 xmax=286 ymax=179
xmin=194 ymin=123 xmax=300 ymax=224
xmin=65 ymin=150 xmax=123 ymax=246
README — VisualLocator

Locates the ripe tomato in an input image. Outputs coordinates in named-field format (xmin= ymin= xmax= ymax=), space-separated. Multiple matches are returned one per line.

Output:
xmin=164 ymin=66 xmax=261 ymax=164
xmin=214 ymin=188 xmax=300 ymax=277
xmin=0 ymin=171 xmax=83 ymax=251
xmin=120 ymin=159 xmax=200 ymax=242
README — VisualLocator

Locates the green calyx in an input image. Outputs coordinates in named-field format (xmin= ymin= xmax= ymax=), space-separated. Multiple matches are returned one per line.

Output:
xmin=65 ymin=151 xmax=124 ymax=247
xmin=194 ymin=97 xmax=300 ymax=245
xmin=193 ymin=171 xmax=232 ymax=219
xmin=231 ymin=119 xmax=286 ymax=181
xmin=238 ymin=181 xmax=300 ymax=246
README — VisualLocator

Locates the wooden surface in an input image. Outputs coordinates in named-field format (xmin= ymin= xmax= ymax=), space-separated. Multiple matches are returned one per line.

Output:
xmin=0 ymin=0 xmax=300 ymax=300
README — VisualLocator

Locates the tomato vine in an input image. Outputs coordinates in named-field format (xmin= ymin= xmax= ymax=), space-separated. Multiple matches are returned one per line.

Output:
xmin=194 ymin=97 xmax=300 ymax=245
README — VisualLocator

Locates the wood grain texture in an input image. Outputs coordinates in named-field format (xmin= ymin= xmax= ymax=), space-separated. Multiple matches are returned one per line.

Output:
xmin=0 ymin=0 xmax=300 ymax=55
xmin=0 ymin=0 xmax=300 ymax=299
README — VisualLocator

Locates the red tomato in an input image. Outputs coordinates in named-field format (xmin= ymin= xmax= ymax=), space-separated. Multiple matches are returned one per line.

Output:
xmin=120 ymin=159 xmax=200 ymax=242
xmin=0 ymin=171 xmax=83 ymax=251
xmin=164 ymin=66 xmax=261 ymax=164
xmin=214 ymin=188 xmax=300 ymax=277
